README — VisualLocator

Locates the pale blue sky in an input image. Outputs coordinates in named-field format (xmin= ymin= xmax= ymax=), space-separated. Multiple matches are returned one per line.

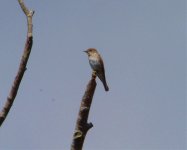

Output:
xmin=0 ymin=0 xmax=186 ymax=150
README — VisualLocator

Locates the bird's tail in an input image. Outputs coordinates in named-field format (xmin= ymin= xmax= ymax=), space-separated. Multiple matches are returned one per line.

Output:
xmin=103 ymin=81 xmax=109 ymax=91
xmin=97 ymin=72 xmax=109 ymax=91
xmin=100 ymin=75 xmax=109 ymax=91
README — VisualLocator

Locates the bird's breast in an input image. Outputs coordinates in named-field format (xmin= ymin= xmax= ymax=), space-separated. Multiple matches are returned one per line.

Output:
xmin=89 ymin=57 xmax=100 ymax=71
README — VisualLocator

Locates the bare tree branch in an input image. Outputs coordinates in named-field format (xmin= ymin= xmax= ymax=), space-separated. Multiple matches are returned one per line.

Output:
xmin=0 ymin=0 xmax=34 ymax=127
xmin=71 ymin=74 xmax=97 ymax=150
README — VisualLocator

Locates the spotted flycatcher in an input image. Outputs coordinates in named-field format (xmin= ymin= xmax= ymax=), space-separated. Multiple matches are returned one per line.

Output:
xmin=84 ymin=48 xmax=109 ymax=91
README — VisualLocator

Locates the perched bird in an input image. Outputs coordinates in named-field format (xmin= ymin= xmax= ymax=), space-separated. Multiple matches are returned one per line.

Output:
xmin=84 ymin=48 xmax=109 ymax=91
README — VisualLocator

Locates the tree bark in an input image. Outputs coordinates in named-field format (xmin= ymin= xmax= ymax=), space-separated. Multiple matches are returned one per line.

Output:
xmin=71 ymin=73 xmax=97 ymax=150
xmin=0 ymin=0 xmax=34 ymax=127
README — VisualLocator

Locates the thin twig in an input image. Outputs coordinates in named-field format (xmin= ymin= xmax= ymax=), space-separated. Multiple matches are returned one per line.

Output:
xmin=0 ymin=0 xmax=34 ymax=126
xmin=71 ymin=74 xmax=97 ymax=150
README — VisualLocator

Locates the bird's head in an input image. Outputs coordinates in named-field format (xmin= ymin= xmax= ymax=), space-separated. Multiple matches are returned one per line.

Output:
xmin=84 ymin=48 xmax=98 ymax=56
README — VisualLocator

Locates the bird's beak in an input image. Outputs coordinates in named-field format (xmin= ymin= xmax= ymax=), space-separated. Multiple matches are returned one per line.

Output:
xmin=83 ymin=50 xmax=88 ymax=53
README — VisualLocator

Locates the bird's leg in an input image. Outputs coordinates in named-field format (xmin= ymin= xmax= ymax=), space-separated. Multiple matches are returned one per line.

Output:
xmin=92 ymin=71 xmax=97 ymax=79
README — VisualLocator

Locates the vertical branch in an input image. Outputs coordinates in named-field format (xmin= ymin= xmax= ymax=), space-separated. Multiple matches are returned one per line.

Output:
xmin=0 ymin=0 xmax=34 ymax=126
xmin=71 ymin=74 xmax=97 ymax=150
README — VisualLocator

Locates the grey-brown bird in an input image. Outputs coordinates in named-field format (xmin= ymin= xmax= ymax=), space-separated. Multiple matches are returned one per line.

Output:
xmin=84 ymin=48 xmax=109 ymax=91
